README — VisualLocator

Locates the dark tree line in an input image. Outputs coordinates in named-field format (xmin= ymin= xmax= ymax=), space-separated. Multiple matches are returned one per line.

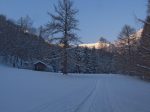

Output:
xmin=67 ymin=45 xmax=115 ymax=74
xmin=0 ymin=14 xmax=116 ymax=74
xmin=136 ymin=0 xmax=150 ymax=79
xmin=114 ymin=0 xmax=150 ymax=79
xmin=0 ymin=15 xmax=57 ymax=69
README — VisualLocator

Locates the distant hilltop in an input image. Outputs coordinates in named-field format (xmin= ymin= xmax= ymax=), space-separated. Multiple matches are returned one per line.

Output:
xmin=80 ymin=29 xmax=143 ymax=49
xmin=79 ymin=42 xmax=110 ymax=49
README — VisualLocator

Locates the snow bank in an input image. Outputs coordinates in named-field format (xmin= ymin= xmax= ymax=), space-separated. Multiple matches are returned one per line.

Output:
xmin=0 ymin=66 xmax=150 ymax=112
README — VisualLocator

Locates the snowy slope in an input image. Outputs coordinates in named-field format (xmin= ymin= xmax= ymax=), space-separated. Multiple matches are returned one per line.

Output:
xmin=0 ymin=65 xmax=150 ymax=112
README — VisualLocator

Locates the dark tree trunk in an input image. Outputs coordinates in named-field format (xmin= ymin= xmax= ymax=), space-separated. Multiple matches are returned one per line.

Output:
xmin=63 ymin=47 xmax=68 ymax=75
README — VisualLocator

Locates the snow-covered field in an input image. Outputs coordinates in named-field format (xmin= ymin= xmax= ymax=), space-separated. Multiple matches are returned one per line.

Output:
xmin=0 ymin=65 xmax=150 ymax=112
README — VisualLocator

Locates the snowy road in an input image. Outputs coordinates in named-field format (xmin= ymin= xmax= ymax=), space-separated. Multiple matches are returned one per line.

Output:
xmin=0 ymin=66 xmax=150 ymax=112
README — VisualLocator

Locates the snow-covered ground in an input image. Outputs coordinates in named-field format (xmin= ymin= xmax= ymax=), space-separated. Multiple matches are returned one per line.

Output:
xmin=0 ymin=65 xmax=150 ymax=112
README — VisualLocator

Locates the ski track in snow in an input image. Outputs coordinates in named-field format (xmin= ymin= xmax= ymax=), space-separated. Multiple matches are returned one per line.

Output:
xmin=0 ymin=66 xmax=150 ymax=112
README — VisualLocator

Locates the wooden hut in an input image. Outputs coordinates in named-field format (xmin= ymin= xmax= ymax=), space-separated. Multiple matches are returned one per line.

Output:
xmin=34 ymin=61 xmax=47 ymax=71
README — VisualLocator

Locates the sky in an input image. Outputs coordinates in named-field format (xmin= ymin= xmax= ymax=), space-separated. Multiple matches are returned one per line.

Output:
xmin=0 ymin=0 xmax=147 ymax=43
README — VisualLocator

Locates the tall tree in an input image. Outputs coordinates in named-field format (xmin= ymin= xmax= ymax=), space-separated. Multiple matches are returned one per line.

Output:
xmin=99 ymin=37 xmax=109 ymax=49
xmin=46 ymin=0 xmax=79 ymax=74
xmin=82 ymin=47 xmax=91 ymax=73
xmin=99 ymin=37 xmax=108 ymax=43
xmin=90 ymin=47 xmax=98 ymax=73
xmin=74 ymin=46 xmax=82 ymax=73
xmin=137 ymin=0 xmax=150 ymax=78
xmin=17 ymin=15 xmax=36 ymax=34
xmin=116 ymin=25 xmax=136 ymax=74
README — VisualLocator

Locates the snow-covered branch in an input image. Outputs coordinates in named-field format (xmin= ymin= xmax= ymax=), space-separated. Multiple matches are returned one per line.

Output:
xmin=43 ymin=57 xmax=61 ymax=61
xmin=137 ymin=64 xmax=150 ymax=71
xmin=68 ymin=55 xmax=84 ymax=67
xmin=138 ymin=18 xmax=150 ymax=25
xmin=142 ymin=46 xmax=150 ymax=52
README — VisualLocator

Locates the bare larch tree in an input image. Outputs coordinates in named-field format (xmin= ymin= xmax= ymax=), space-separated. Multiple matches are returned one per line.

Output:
xmin=46 ymin=0 xmax=79 ymax=74
xmin=117 ymin=25 xmax=136 ymax=74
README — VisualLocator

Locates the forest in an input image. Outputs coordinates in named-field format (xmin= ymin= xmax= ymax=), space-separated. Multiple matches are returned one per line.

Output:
xmin=0 ymin=0 xmax=150 ymax=80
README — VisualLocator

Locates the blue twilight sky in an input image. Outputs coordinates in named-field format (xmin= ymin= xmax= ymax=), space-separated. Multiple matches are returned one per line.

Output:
xmin=0 ymin=0 xmax=147 ymax=43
